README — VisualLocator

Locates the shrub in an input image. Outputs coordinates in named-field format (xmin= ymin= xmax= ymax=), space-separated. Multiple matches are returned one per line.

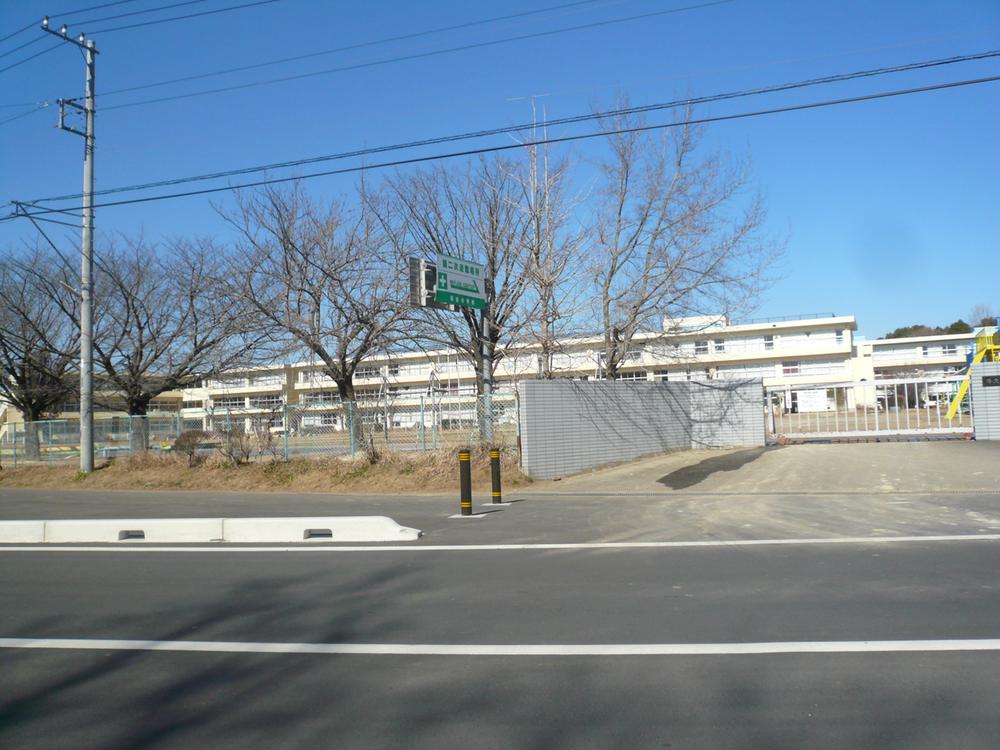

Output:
xmin=173 ymin=430 xmax=208 ymax=467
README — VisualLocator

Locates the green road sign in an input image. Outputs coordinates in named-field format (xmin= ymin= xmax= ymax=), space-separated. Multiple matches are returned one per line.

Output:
xmin=434 ymin=252 xmax=486 ymax=310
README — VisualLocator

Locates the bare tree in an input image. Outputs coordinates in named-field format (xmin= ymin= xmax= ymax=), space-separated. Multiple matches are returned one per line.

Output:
xmin=223 ymin=183 xmax=408 ymax=450
xmin=0 ymin=247 xmax=79 ymax=461
xmin=587 ymin=104 xmax=776 ymax=380
xmin=91 ymin=236 xmax=265 ymax=452
xmin=383 ymin=158 xmax=532 ymax=394
xmin=516 ymin=116 xmax=586 ymax=379
xmin=968 ymin=303 xmax=996 ymax=328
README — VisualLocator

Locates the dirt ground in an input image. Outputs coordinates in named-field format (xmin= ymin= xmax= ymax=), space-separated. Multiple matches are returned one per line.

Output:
xmin=0 ymin=447 xmax=530 ymax=495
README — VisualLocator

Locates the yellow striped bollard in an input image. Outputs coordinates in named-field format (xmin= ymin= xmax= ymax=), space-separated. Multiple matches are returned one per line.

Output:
xmin=458 ymin=448 xmax=472 ymax=516
xmin=490 ymin=448 xmax=502 ymax=504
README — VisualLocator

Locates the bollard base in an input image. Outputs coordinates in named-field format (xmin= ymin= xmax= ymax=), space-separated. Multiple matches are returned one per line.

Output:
xmin=448 ymin=513 xmax=487 ymax=520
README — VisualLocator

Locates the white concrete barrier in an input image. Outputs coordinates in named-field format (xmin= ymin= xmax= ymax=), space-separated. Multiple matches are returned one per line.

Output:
xmin=42 ymin=519 xmax=225 ymax=544
xmin=0 ymin=516 xmax=421 ymax=544
xmin=222 ymin=516 xmax=422 ymax=543
xmin=0 ymin=521 xmax=45 ymax=544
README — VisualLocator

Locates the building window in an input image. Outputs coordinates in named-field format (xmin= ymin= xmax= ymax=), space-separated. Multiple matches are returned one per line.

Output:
xmin=782 ymin=361 xmax=801 ymax=376
xmin=835 ymin=330 xmax=844 ymax=345
xmin=616 ymin=371 xmax=648 ymax=382
xmin=211 ymin=376 xmax=247 ymax=389
xmin=695 ymin=341 xmax=708 ymax=355
xmin=250 ymin=373 xmax=283 ymax=387
xmin=714 ymin=339 xmax=725 ymax=353
xmin=922 ymin=346 xmax=930 ymax=357
xmin=387 ymin=363 xmax=400 ymax=376
xmin=181 ymin=400 xmax=203 ymax=410
xmin=356 ymin=367 xmax=379 ymax=379
xmin=249 ymin=394 xmax=283 ymax=409
xmin=213 ymin=397 xmax=245 ymax=410
xmin=653 ymin=369 xmax=670 ymax=381
xmin=303 ymin=391 xmax=337 ymax=405
xmin=764 ymin=335 xmax=774 ymax=350
xmin=943 ymin=345 xmax=957 ymax=356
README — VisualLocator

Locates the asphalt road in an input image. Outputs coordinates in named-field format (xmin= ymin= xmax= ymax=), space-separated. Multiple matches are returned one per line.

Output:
xmin=4 ymin=486 xmax=1000 ymax=544
xmin=3 ymin=538 xmax=1000 ymax=748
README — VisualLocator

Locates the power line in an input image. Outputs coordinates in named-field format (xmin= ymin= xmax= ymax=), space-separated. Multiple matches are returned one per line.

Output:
xmin=53 ymin=0 xmax=144 ymax=18
xmin=32 ymin=48 xmax=1000 ymax=202
xmin=0 ymin=21 xmax=37 ymax=46
xmin=0 ymin=1 xmax=140 ymax=45
xmin=0 ymin=35 xmax=45 ymax=60
xmin=96 ymin=0 xmax=739 ymax=110
xmin=0 ymin=103 xmax=52 ymax=127
xmin=0 ymin=42 xmax=63 ymax=75
xmin=95 ymin=0 xmax=624 ymax=98
xmin=60 ymin=0 xmax=210 ymax=26
xmin=11 ymin=73 xmax=1000 ymax=221
xmin=87 ymin=0 xmax=281 ymax=34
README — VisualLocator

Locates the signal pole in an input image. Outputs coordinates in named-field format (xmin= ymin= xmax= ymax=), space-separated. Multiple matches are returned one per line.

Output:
xmin=41 ymin=16 xmax=97 ymax=473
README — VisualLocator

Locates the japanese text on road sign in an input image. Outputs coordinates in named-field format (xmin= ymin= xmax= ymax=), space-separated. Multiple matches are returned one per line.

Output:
xmin=434 ymin=252 xmax=486 ymax=310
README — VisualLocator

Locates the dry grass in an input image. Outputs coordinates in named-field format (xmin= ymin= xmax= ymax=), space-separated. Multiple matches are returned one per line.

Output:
xmin=0 ymin=447 xmax=531 ymax=494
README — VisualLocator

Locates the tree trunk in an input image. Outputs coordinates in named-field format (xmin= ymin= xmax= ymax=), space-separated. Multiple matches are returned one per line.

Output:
xmin=23 ymin=420 xmax=42 ymax=462
xmin=128 ymin=401 xmax=151 ymax=454
xmin=336 ymin=377 xmax=366 ymax=452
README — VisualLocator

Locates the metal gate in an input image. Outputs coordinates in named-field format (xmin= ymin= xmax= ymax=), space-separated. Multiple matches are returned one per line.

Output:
xmin=766 ymin=376 xmax=973 ymax=441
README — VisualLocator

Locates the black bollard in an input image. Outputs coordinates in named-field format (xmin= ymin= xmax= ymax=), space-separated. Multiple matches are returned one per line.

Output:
xmin=459 ymin=448 xmax=472 ymax=516
xmin=490 ymin=448 xmax=502 ymax=504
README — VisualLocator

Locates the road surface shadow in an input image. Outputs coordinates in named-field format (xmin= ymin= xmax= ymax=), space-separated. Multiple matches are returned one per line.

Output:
xmin=657 ymin=447 xmax=776 ymax=490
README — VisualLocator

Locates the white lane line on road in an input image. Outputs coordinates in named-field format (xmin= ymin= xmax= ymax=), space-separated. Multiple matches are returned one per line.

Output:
xmin=1 ymin=533 xmax=999 ymax=552
xmin=3 ymin=637 xmax=1000 ymax=656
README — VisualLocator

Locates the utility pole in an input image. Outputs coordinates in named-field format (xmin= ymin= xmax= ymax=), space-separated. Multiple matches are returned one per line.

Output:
xmin=41 ymin=16 xmax=98 ymax=473
xmin=480 ymin=311 xmax=494 ymax=443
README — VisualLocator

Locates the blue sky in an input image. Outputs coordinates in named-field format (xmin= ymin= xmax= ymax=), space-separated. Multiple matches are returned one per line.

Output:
xmin=1 ymin=0 xmax=998 ymax=338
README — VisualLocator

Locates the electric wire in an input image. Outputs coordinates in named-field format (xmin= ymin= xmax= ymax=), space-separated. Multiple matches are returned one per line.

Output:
xmin=31 ymin=47 xmax=1000 ymax=202
xmin=0 ymin=42 xmax=63 ymax=75
xmin=60 ymin=0 xmax=209 ymax=27
xmin=0 ymin=20 xmax=37 ymax=45
xmin=94 ymin=0 xmax=627 ymax=98
xmin=52 ymin=0 xmax=144 ymax=18
xmin=10 ymin=73 xmax=1000 ymax=221
xmin=95 ymin=0 xmax=738 ymax=110
xmin=0 ymin=35 xmax=45 ymax=60
xmin=0 ymin=103 xmax=52 ymax=126
xmin=0 ymin=1 xmax=141 ymax=45
xmin=86 ymin=0 xmax=281 ymax=34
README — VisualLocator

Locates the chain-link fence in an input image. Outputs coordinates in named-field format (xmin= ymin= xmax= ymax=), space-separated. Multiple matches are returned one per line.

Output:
xmin=0 ymin=394 xmax=519 ymax=466
xmin=0 ymin=414 xmax=190 ymax=466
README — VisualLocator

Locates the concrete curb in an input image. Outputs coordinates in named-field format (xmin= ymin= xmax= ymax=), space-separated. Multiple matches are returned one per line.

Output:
xmin=0 ymin=516 xmax=421 ymax=544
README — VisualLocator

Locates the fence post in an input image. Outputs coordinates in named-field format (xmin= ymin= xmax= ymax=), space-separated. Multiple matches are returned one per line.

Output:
xmin=420 ymin=396 xmax=426 ymax=452
xmin=176 ymin=411 xmax=182 ymax=442
xmin=283 ymin=404 xmax=289 ymax=461
xmin=490 ymin=448 xmax=502 ymax=504
xmin=12 ymin=425 xmax=17 ymax=468
xmin=458 ymin=448 xmax=472 ymax=516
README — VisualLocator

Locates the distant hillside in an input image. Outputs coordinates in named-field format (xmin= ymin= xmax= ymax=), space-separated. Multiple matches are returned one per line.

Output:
xmin=883 ymin=321 xmax=972 ymax=339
